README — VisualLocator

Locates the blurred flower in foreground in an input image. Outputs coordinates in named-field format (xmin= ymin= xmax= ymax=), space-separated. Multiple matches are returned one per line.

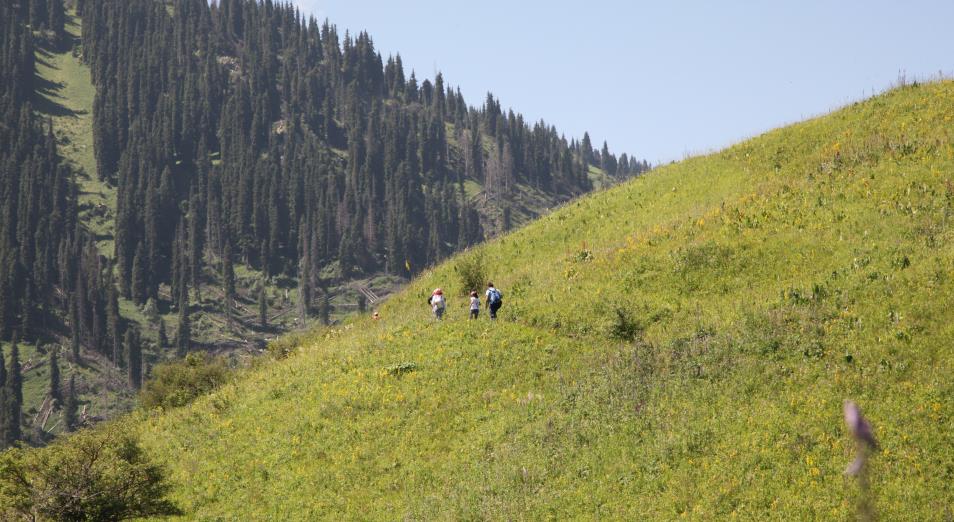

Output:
xmin=844 ymin=400 xmax=878 ymax=476
xmin=844 ymin=400 xmax=878 ymax=521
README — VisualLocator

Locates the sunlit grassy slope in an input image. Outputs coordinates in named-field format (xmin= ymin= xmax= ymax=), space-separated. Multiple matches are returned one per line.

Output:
xmin=139 ymin=82 xmax=954 ymax=519
xmin=34 ymin=12 xmax=115 ymax=253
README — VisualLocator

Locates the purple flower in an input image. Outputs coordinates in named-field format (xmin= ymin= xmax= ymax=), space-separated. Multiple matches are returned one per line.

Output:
xmin=843 ymin=400 xmax=879 ymax=450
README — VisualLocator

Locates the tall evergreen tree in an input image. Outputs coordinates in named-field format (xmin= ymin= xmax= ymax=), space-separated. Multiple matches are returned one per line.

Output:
xmin=0 ymin=344 xmax=5 ymax=442
xmin=319 ymin=290 xmax=330 ymax=326
xmin=157 ymin=317 xmax=169 ymax=349
xmin=48 ymin=0 xmax=65 ymax=40
xmin=0 ymin=387 xmax=6 ymax=448
xmin=63 ymin=374 xmax=78 ymax=432
xmin=4 ymin=338 xmax=23 ymax=446
xmin=48 ymin=348 xmax=62 ymax=406
xmin=258 ymin=281 xmax=267 ymax=328
xmin=125 ymin=329 xmax=142 ymax=390
xmin=70 ymin=322 xmax=81 ymax=362
xmin=222 ymin=240 xmax=235 ymax=328
xmin=107 ymin=283 xmax=121 ymax=366
xmin=176 ymin=283 xmax=191 ymax=357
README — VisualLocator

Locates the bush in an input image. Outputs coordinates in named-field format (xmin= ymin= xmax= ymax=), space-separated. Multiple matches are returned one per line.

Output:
xmin=0 ymin=423 xmax=181 ymax=521
xmin=454 ymin=251 xmax=486 ymax=296
xmin=609 ymin=307 xmax=644 ymax=342
xmin=266 ymin=331 xmax=309 ymax=360
xmin=385 ymin=362 xmax=417 ymax=377
xmin=139 ymin=353 xmax=230 ymax=410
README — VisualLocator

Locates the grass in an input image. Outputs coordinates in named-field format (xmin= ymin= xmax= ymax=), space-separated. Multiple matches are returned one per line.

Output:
xmin=33 ymin=12 xmax=116 ymax=256
xmin=125 ymin=81 xmax=954 ymax=519
xmin=586 ymin=164 xmax=614 ymax=189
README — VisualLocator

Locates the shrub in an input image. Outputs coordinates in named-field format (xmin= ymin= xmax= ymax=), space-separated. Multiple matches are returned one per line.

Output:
xmin=265 ymin=331 xmax=308 ymax=360
xmin=139 ymin=353 xmax=230 ymax=410
xmin=574 ymin=248 xmax=594 ymax=262
xmin=385 ymin=362 xmax=417 ymax=377
xmin=0 ymin=423 xmax=181 ymax=521
xmin=609 ymin=307 xmax=644 ymax=342
xmin=454 ymin=251 xmax=486 ymax=296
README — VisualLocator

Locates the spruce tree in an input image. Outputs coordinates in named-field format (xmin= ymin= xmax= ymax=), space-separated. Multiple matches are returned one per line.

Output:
xmin=222 ymin=240 xmax=235 ymax=328
xmin=70 ymin=322 xmax=81 ymax=361
xmin=7 ymin=337 xmax=22 ymax=408
xmin=125 ymin=329 xmax=142 ymax=390
xmin=319 ymin=290 xmax=330 ymax=326
xmin=49 ymin=348 xmax=62 ymax=405
xmin=0 ymin=344 xmax=5 ymax=441
xmin=157 ymin=317 xmax=168 ymax=349
xmin=4 ymin=337 xmax=22 ymax=446
xmin=63 ymin=374 xmax=77 ymax=432
xmin=107 ymin=283 xmax=121 ymax=366
xmin=48 ymin=0 xmax=65 ymax=40
xmin=258 ymin=281 xmax=267 ymax=328
xmin=0 ymin=386 xmax=6 ymax=447
xmin=131 ymin=245 xmax=146 ymax=305
xmin=189 ymin=195 xmax=204 ymax=301
xmin=581 ymin=132 xmax=593 ymax=165
xmin=176 ymin=283 xmax=191 ymax=356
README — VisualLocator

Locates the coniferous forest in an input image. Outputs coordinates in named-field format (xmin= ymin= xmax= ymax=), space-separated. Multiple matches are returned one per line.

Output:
xmin=0 ymin=0 xmax=647 ymax=448
xmin=82 ymin=0 xmax=644 ymax=305
xmin=1 ymin=0 xmax=108 ymax=447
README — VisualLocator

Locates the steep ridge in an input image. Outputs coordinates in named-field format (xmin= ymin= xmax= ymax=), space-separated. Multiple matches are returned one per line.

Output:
xmin=137 ymin=82 xmax=954 ymax=519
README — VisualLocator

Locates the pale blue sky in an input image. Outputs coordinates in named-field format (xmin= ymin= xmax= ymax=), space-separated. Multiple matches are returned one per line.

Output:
xmin=293 ymin=1 xmax=954 ymax=163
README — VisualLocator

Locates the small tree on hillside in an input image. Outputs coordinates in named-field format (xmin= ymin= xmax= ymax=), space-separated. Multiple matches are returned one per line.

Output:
xmin=0 ymin=424 xmax=181 ymax=520
xmin=454 ymin=251 xmax=486 ymax=296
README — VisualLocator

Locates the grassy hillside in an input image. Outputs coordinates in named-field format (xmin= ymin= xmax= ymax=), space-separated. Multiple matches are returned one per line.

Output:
xmin=134 ymin=81 xmax=954 ymax=519
xmin=33 ymin=12 xmax=113 ymax=253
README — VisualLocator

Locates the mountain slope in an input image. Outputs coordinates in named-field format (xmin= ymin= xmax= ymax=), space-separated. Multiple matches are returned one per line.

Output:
xmin=138 ymin=81 xmax=954 ymax=519
xmin=11 ymin=0 xmax=646 ymax=441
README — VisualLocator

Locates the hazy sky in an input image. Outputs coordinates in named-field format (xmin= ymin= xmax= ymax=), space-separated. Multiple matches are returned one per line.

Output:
xmin=292 ymin=1 xmax=954 ymax=163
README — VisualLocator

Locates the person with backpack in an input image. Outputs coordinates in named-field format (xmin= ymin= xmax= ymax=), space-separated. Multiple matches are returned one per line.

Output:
xmin=485 ymin=282 xmax=502 ymax=320
xmin=428 ymin=288 xmax=446 ymax=320
xmin=469 ymin=290 xmax=480 ymax=319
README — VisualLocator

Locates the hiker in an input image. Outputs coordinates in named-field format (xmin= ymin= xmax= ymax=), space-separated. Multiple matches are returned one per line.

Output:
xmin=485 ymin=282 xmax=502 ymax=320
xmin=428 ymin=288 xmax=446 ymax=320
xmin=469 ymin=290 xmax=480 ymax=319
xmin=372 ymin=311 xmax=380 ymax=321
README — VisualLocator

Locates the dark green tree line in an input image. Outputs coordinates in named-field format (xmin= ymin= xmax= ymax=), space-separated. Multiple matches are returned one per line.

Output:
xmin=79 ymin=0 xmax=648 ymax=318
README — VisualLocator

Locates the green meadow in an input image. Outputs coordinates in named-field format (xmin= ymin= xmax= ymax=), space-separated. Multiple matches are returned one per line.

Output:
xmin=124 ymin=81 xmax=954 ymax=518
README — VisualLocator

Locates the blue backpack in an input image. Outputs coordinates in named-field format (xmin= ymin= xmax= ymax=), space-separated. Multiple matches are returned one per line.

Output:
xmin=488 ymin=288 xmax=502 ymax=305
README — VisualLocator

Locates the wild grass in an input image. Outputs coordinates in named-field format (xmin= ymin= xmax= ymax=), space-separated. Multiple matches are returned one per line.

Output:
xmin=126 ymin=81 xmax=954 ymax=518
xmin=33 ymin=12 xmax=114 ymax=254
